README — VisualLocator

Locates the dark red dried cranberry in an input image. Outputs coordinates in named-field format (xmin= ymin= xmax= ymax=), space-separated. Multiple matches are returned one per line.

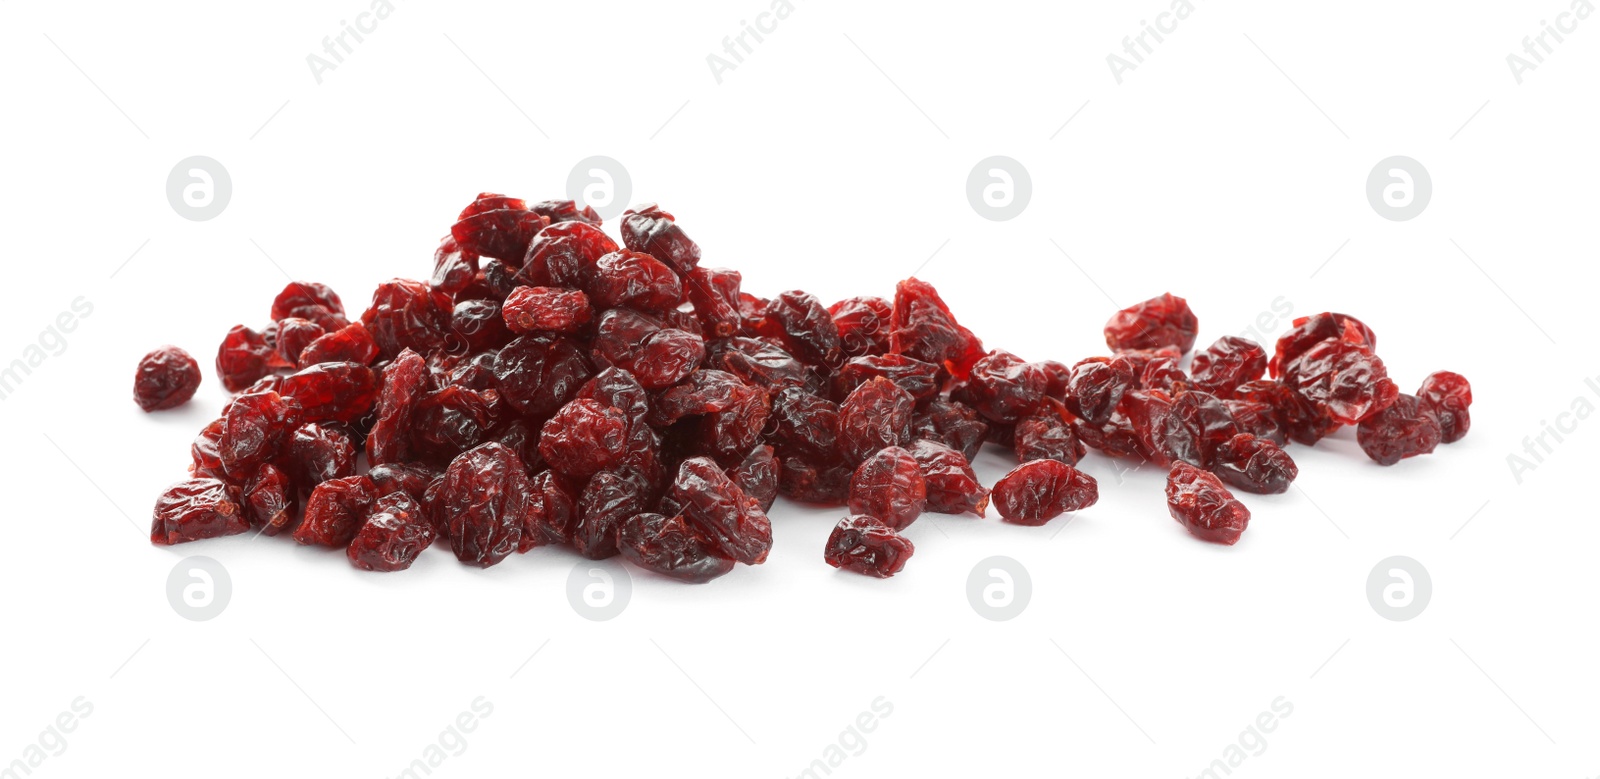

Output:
xmin=431 ymin=237 xmax=478 ymax=295
xmin=411 ymin=386 xmax=501 ymax=461
xmin=1103 ymin=293 xmax=1199 ymax=354
xmin=911 ymin=399 xmax=989 ymax=462
xmin=275 ymin=318 xmax=326 ymax=365
xmin=730 ymin=444 xmax=779 ymax=512
xmin=493 ymin=333 xmax=593 ymax=416
xmin=190 ymin=419 xmax=226 ymax=479
xmin=1064 ymin=356 xmax=1135 ymax=424
xmin=591 ymin=250 xmax=682 ymax=313
xmin=366 ymin=349 xmax=429 ymax=466
xmin=134 ymin=346 xmax=201 ymax=411
xmin=293 ymin=475 xmax=378 ymax=547
xmin=519 ymin=221 xmax=618 ymax=288
xmin=151 ymin=478 xmax=248 ymax=545
xmin=348 ymin=492 xmax=437 ymax=572
xmin=824 ymin=515 xmax=913 ymax=578
xmin=848 ymin=446 xmax=926 ymax=531
xmin=909 ymin=439 xmax=988 ymax=516
xmin=271 ymin=282 xmax=346 ymax=323
xmin=778 ymin=455 xmax=854 ymax=505
xmin=449 ymin=299 xmax=514 ymax=353
xmin=957 ymin=350 xmax=1049 ymax=423
xmin=523 ymin=470 xmax=578 ymax=550
xmin=220 ymin=391 xmax=303 ymax=480
xmin=592 ymin=309 xmax=704 ymax=391
xmin=1013 ymin=402 xmax=1086 ymax=466
xmin=451 ymin=206 xmax=549 ymax=263
xmin=527 ymin=198 xmax=601 ymax=225
xmin=362 ymin=279 xmax=453 ymax=359
xmin=833 ymin=353 xmax=940 ymax=404
xmin=1166 ymin=462 xmax=1249 ymax=545
xmin=503 ymin=286 xmax=594 ymax=334
xmin=618 ymin=512 xmax=736 ymax=583
xmin=620 ymin=203 xmax=700 ymax=275
xmin=672 ymin=457 xmax=772 ymax=565
xmin=1212 ymin=433 xmax=1298 ymax=494
xmin=216 ymin=325 xmax=287 ymax=393
xmin=298 ymin=322 xmax=379 ymax=368
xmin=1269 ymin=312 xmax=1375 ymax=379
xmin=684 ymin=267 xmax=745 ymax=338
xmin=367 ymin=462 xmax=438 ymax=502
xmin=1160 ymin=390 xmax=1239 ymax=468
xmin=838 ymin=377 xmax=914 ymax=465
xmin=540 ymin=399 xmax=631 ymax=482
xmin=1140 ymin=356 xmax=1188 ymax=394
xmin=440 ymin=442 xmax=531 ymax=567
xmin=574 ymin=469 xmax=650 ymax=560
xmin=766 ymin=291 xmax=844 ymax=370
xmin=1121 ymin=388 xmax=1174 ymax=465
xmin=830 ymin=296 xmax=892 ymax=358
xmin=243 ymin=463 xmax=295 ymax=536
xmin=890 ymin=278 xmax=985 ymax=379
xmin=280 ymin=362 xmax=378 ymax=425
xmin=991 ymin=459 xmax=1099 ymax=526
xmin=1224 ymin=398 xmax=1288 ymax=447
xmin=1357 ymin=394 xmax=1442 ymax=466
xmin=707 ymin=337 xmax=818 ymax=394
xmin=1282 ymin=325 xmax=1398 ymax=426
xmin=1416 ymin=371 xmax=1471 ymax=444
xmin=1189 ymin=336 xmax=1267 ymax=396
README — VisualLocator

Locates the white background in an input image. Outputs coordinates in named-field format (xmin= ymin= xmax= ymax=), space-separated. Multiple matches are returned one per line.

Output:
xmin=2 ymin=1 xmax=1597 ymax=777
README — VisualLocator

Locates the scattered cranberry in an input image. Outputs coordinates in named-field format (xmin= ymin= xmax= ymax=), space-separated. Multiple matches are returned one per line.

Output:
xmin=151 ymin=478 xmax=248 ymax=545
xmin=134 ymin=346 xmax=202 ymax=411
xmin=1357 ymin=394 xmax=1442 ymax=466
xmin=991 ymin=460 xmax=1098 ymax=526
xmin=348 ymin=492 xmax=437 ymax=572
xmin=1104 ymin=293 xmax=1199 ymax=354
xmin=1166 ymin=462 xmax=1250 ymax=545
xmin=824 ymin=515 xmax=914 ymax=578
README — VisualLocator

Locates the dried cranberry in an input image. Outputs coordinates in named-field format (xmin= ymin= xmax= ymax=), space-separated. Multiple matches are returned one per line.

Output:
xmin=838 ymin=377 xmax=914 ymax=465
xmin=367 ymin=462 xmax=437 ymax=502
xmin=1139 ymin=356 xmax=1188 ymax=394
xmin=766 ymin=291 xmax=844 ymax=370
xmin=830 ymin=296 xmax=892 ymax=358
xmin=366 ymin=349 xmax=429 ymax=466
xmin=502 ymin=286 xmax=593 ymax=335
xmin=286 ymin=423 xmax=356 ymax=487
xmin=243 ymin=463 xmax=295 ymax=536
xmin=362 ymin=279 xmax=453 ymax=359
xmin=451 ymin=207 xmax=549 ymax=263
xmin=1160 ymin=390 xmax=1239 ymax=468
xmin=620 ymin=203 xmax=700 ymax=275
xmin=523 ymin=470 xmax=578 ymax=550
xmin=493 ymin=333 xmax=592 ymax=416
xmin=591 ymin=250 xmax=682 ymax=313
xmin=991 ymin=460 xmax=1099 ymax=526
xmin=298 ymin=322 xmax=379 ymax=368
xmin=909 ymin=439 xmax=989 ymax=516
xmin=1357 ymin=394 xmax=1442 ymax=466
xmin=824 ymin=515 xmax=914 ymax=578
xmin=519 ymin=221 xmax=618 ymax=288
xmin=134 ymin=346 xmax=201 ymax=411
xmin=539 ymin=398 xmax=630 ymax=482
xmin=592 ymin=309 xmax=704 ymax=391
xmin=574 ymin=469 xmax=650 ymax=560
xmin=1103 ymin=293 xmax=1199 ymax=354
xmin=671 ymin=457 xmax=772 ymax=565
xmin=528 ymin=198 xmax=601 ymax=226
xmin=348 ymin=492 xmax=437 ymax=572
xmin=1269 ymin=312 xmax=1375 ymax=378
xmin=911 ymin=399 xmax=989 ymax=462
xmin=271 ymin=282 xmax=346 ymax=323
xmin=280 ymin=362 xmax=378 ymax=425
xmin=275 ymin=318 xmax=326 ymax=365
xmin=848 ymin=446 xmax=927 ymax=531
xmin=293 ymin=475 xmax=378 ymax=547
xmin=1064 ymin=357 xmax=1135 ymax=424
xmin=1417 ymin=371 xmax=1472 ymax=444
xmin=833 ymin=353 xmax=941 ymax=404
xmin=151 ymin=478 xmax=248 ymax=545
xmin=431 ymin=237 xmax=478 ymax=295
xmin=1212 ymin=433 xmax=1298 ymax=494
xmin=216 ymin=325 xmax=287 ymax=393
xmin=890 ymin=278 xmax=985 ymax=379
xmin=1013 ymin=402 xmax=1086 ymax=466
xmin=1282 ymin=325 xmax=1398 ymax=425
xmin=956 ymin=350 xmax=1049 ymax=423
xmin=190 ymin=419 xmax=226 ymax=479
xmin=730 ymin=444 xmax=779 ymax=512
xmin=220 ymin=391 xmax=303 ymax=480
xmin=618 ymin=512 xmax=736 ymax=583
xmin=411 ymin=386 xmax=501 ymax=461
xmin=778 ymin=455 xmax=854 ymax=505
xmin=1188 ymin=336 xmax=1267 ymax=396
xmin=684 ymin=267 xmax=744 ymax=338
xmin=707 ymin=336 xmax=818 ymax=394
xmin=449 ymin=299 xmax=514 ymax=353
xmin=1121 ymin=388 xmax=1174 ymax=465
xmin=1166 ymin=462 xmax=1250 ymax=544
xmin=440 ymin=442 xmax=531 ymax=567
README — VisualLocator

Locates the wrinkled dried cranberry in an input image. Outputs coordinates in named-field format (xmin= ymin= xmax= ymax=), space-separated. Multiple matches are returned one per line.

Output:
xmin=275 ymin=318 xmax=326 ymax=365
xmin=1282 ymin=325 xmax=1398 ymax=425
xmin=502 ymin=286 xmax=593 ymax=335
xmin=293 ymin=475 xmax=378 ymax=547
xmin=220 ymin=391 xmax=303 ymax=480
xmin=1357 ymin=394 xmax=1442 ymax=466
xmin=271 ymin=282 xmax=346 ymax=323
xmin=134 ymin=345 xmax=201 ymax=411
xmin=672 ymin=457 xmax=772 ymax=564
xmin=367 ymin=462 xmax=437 ymax=502
xmin=1417 ymin=371 xmax=1472 ymax=444
xmin=1139 ymin=356 xmax=1188 ymax=394
xmin=1189 ymin=336 xmax=1267 ymax=396
xmin=911 ymin=399 xmax=989 ymax=462
xmin=683 ymin=267 xmax=744 ymax=338
xmin=1120 ymin=388 xmax=1174 ymax=465
xmin=1212 ymin=433 xmax=1298 ymax=494
xmin=362 ymin=279 xmax=453 ymax=359
xmin=848 ymin=446 xmax=926 ymax=531
xmin=448 ymin=299 xmax=514 ymax=354
xmin=1166 ymin=462 xmax=1249 ymax=544
xmin=991 ymin=460 xmax=1099 ymax=526
xmin=1224 ymin=398 xmax=1288 ymax=447
xmin=1013 ymin=402 xmax=1086 ymax=466
xmin=243 ymin=463 xmax=295 ymax=536
xmin=778 ymin=455 xmax=853 ymax=505
xmin=620 ymin=203 xmax=700 ymax=275
xmin=519 ymin=221 xmax=618 ymax=288
xmin=592 ymin=309 xmax=704 ymax=390
xmin=190 ymin=419 xmax=226 ymax=479
xmin=451 ymin=206 xmax=549 ymax=263
xmin=280 ymin=362 xmax=378 ymax=425
xmin=1111 ymin=346 xmax=1183 ymax=382
xmin=618 ymin=512 xmax=736 ymax=583
xmin=440 ymin=442 xmax=531 ymax=567
xmin=830 ymin=296 xmax=892 ymax=358
xmin=730 ymin=444 xmax=779 ymax=512
xmin=833 ymin=353 xmax=940 ymax=405
xmin=431 ymin=237 xmax=478 ymax=295
xmin=1160 ymin=390 xmax=1239 ymax=468
xmin=824 ymin=515 xmax=914 ymax=578
xmin=909 ymin=439 xmax=988 ymax=516
xmin=1104 ymin=293 xmax=1199 ymax=354
xmin=766 ymin=290 xmax=844 ymax=370
xmin=348 ymin=492 xmax=437 ymax=572
xmin=539 ymin=398 xmax=630 ymax=482
xmin=890 ymin=278 xmax=985 ymax=379
xmin=298 ymin=322 xmax=379 ymax=368
xmin=493 ymin=333 xmax=592 ymax=416
xmin=957 ymin=350 xmax=1049 ymax=423
xmin=574 ymin=469 xmax=650 ymax=560
xmin=1064 ymin=356 xmax=1135 ymax=425
xmin=285 ymin=423 xmax=356 ymax=488
xmin=217 ymin=325 xmax=287 ymax=393
xmin=523 ymin=470 xmax=578 ymax=550
xmin=591 ymin=250 xmax=682 ymax=313
xmin=528 ymin=198 xmax=602 ymax=226
xmin=366 ymin=349 xmax=429 ymax=466
xmin=838 ymin=377 xmax=914 ymax=465
xmin=1235 ymin=379 xmax=1339 ymax=446
xmin=411 ymin=386 xmax=501 ymax=461
xmin=707 ymin=336 xmax=818 ymax=394
xmin=1269 ymin=312 xmax=1375 ymax=378
xmin=151 ymin=478 xmax=248 ymax=545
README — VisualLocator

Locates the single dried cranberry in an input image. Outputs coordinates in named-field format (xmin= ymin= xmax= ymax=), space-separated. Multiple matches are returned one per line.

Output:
xmin=778 ymin=455 xmax=854 ymax=505
xmin=528 ymin=198 xmax=602 ymax=226
xmin=503 ymin=286 xmax=593 ymax=334
xmin=286 ymin=423 xmax=356 ymax=487
xmin=1166 ymin=462 xmax=1250 ymax=544
xmin=458 ymin=193 xmax=527 ymax=219
xmin=190 ymin=419 xmax=227 ymax=479
xmin=574 ymin=469 xmax=651 ymax=560
xmin=1416 ymin=371 xmax=1472 ymax=444
xmin=220 ymin=391 xmax=303 ymax=480
xmin=1224 ymin=398 xmax=1288 ymax=447
xmin=1139 ymin=356 xmax=1189 ymax=394
xmin=1064 ymin=356 xmax=1135 ymax=424
xmin=1235 ymin=379 xmax=1339 ymax=446
xmin=293 ymin=475 xmax=379 ymax=547
xmin=449 ymin=299 xmax=514 ymax=353
xmin=519 ymin=221 xmax=619 ymax=288
xmin=1282 ymin=326 xmax=1399 ymax=425
xmin=243 ymin=463 xmax=295 ymax=536
xmin=493 ymin=333 xmax=593 ymax=416
xmin=830 ymin=296 xmax=892 ymax=358
xmin=523 ymin=470 xmax=578 ymax=550
xmin=618 ymin=512 xmax=736 ymax=583
xmin=275 ymin=318 xmax=327 ymax=365
xmin=730 ymin=444 xmax=779 ymax=512
xmin=271 ymin=282 xmax=346 ymax=323
xmin=1071 ymin=408 xmax=1145 ymax=459
xmin=134 ymin=345 xmax=201 ymax=411
xmin=348 ymin=492 xmax=437 ymax=572
xmin=540 ymin=398 xmax=630 ymax=482
xmin=767 ymin=387 xmax=841 ymax=459
xmin=620 ymin=203 xmax=700 ymax=275
xmin=431 ymin=237 xmax=479 ymax=295
xmin=838 ymin=377 xmax=914 ymax=465
xmin=1103 ymin=293 xmax=1199 ymax=354
xmin=366 ymin=349 xmax=430 ymax=466
xmin=656 ymin=370 xmax=770 ymax=459
xmin=833 ymin=353 xmax=941 ymax=404
xmin=451 ymin=207 xmax=549 ymax=263
xmin=367 ymin=463 xmax=437 ymax=502
xmin=362 ymin=279 xmax=453 ymax=358
xmin=591 ymin=250 xmax=682 ymax=313
xmin=1111 ymin=346 xmax=1183 ymax=382
xmin=848 ymin=446 xmax=927 ymax=531
xmin=280 ymin=362 xmax=378 ymax=425
xmin=909 ymin=439 xmax=989 ymax=516
xmin=592 ymin=309 xmax=705 ymax=390
xmin=151 ymin=478 xmax=248 ymax=545
xmin=216 ymin=325 xmax=287 ymax=393
xmin=1189 ymin=336 xmax=1267 ymax=396
xmin=440 ymin=442 xmax=531 ymax=567
xmin=766 ymin=291 xmax=845 ymax=370
xmin=1212 ymin=433 xmax=1298 ymax=494
xmin=911 ymin=399 xmax=989 ymax=462
xmin=1120 ymin=388 xmax=1174 ymax=465
xmin=1269 ymin=312 xmax=1376 ymax=378
xmin=956 ymin=350 xmax=1049 ymax=423
xmin=1357 ymin=394 xmax=1442 ymax=466
xmin=411 ymin=386 xmax=501 ymax=461
xmin=684 ymin=267 xmax=745 ymax=338
xmin=1160 ymin=390 xmax=1239 ymax=468
xmin=1013 ymin=402 xmax=1086 ymax=466
xmin=991 ymin=459 xmax=1099 ymax=526
xmin=298 ymin=322 xmax=379 ymax=368
xmin=707 ymin=336 xmax=818 ymax=394
xmin=890 ymin=278 xmax=985 ymax=379
xmin=824 ymin=515 xmax=913 ymax=578
xmin=672 ymin=457 xmax=773 ymax=565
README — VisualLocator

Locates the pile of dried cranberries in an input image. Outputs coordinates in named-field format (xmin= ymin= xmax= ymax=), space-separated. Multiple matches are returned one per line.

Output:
xmin=139 ymin=193 xmax=1472 ymax=579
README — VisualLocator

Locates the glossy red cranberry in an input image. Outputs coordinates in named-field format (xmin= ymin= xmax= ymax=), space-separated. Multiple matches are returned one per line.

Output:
xmin=348 ymin=492 xmax=437 ymax=572
xmin=1416 ymin=371 xmax=1472 ymax=444
xmin=672 ymin=457 xmax=773 ymax=565
xmin=909 ymin=439 xmax=988 ymax=516
xmin=991 ymin=460 xmax=1098 ymax=525
xmin=1211 ymin=433 xmax=1297 ymax=494
xmin=1104 ymin=293 xmax=1199 ymax=354
xmin=848 ymin=446 xmax=927 ymax=531
xmin=824 ymin=515 xmax=914 ymax=578
xmin=503 ymin=286 xmax=594 ymax=334
xmin=1166 ymin=462 xmax=1250 ymax=545
xmin=151 ymin=478 xmax=248 ymax=545
xmin=1357 ymin=394 xmax=1442 ymax=466
xmin=440 ymin=442 xmax=531 ymax=567
xmin=619 ymin=512 xmax=736 ymax=583
xmin=134 ymin=346 xmax=201 ymax=411
xmin=293 ymin=475 xmax=378 ymax=548
xmin=1188 ymin=336 xmax=1267 ymax=396
xmin=890 ymin=278 xmax=985 ymax=379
